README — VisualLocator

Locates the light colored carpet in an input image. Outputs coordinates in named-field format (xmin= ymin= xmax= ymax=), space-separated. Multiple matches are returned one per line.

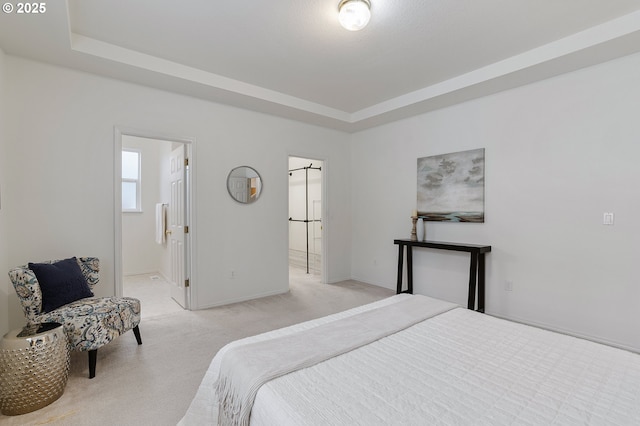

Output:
xmin=122 ymin=273 xmax=185 ymax=319
xmin=0 ymin=267 xmax=393 ymax=425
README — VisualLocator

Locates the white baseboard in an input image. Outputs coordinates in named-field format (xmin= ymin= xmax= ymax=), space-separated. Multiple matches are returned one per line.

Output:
xmin=194 ymin=287 xmax=290 ymax=311
xmin=486 ymin=310 xmax=639 ymax=354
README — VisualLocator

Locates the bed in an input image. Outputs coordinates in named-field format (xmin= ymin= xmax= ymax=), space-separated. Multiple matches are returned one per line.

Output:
xmin=179 ymin=294 xmax=640 ymax=425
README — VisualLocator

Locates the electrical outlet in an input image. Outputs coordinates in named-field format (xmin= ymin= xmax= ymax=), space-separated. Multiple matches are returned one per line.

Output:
xmin=603 ymin=212 xmax=614 ymax=225
xmin=505 ymin=280 xmax=513 ymax=291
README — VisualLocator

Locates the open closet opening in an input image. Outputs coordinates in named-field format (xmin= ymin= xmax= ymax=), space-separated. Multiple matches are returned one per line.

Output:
xmin=288 ymin=156 xmax=323 ymax=281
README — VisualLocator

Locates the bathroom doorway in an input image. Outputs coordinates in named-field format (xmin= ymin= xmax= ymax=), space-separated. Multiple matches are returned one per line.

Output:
xmin=115 ymin=129 xmax=194 ymax=318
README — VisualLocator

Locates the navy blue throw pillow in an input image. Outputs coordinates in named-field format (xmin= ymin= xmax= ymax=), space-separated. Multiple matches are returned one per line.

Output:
xmin=29 ymin=257 xmax=94 ymax=313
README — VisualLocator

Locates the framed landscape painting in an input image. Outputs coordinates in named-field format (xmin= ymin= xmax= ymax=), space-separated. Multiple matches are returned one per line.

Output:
xmin=417 ymin=148 xmax=485 ymax=222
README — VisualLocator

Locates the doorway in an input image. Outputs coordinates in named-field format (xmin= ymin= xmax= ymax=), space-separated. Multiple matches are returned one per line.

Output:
xmin=288 ymin=156 xmax=323 ymax=282
xmin=115 ymin=129 xmax=194 ymax=317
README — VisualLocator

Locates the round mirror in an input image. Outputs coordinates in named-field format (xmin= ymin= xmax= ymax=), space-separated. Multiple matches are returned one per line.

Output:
xmin=227 ymin=166 xmax=263 ymax=204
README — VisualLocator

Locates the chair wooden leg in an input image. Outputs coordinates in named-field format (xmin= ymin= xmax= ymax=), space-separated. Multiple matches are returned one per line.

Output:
xmin=88 ymin=349 xmax=97 ymax=379
xmin=133 ymin=325 xmax=142 ymax=345
xmin=87 ymin=327 xmax=139 ymax=379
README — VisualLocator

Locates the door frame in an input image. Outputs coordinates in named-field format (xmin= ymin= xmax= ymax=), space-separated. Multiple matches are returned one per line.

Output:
xmin=113 ymin=126 xmax=196 ymax=308
xmin=287 ymin=154 xmax=328 ymax=284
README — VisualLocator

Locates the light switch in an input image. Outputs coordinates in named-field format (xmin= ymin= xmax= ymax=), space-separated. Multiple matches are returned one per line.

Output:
xmin=603 ymin=212 xmax=614 ymax=225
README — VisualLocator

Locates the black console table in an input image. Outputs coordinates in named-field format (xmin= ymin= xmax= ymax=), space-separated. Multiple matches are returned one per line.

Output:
xmin=394 ymin=239 xmax=491 ymax=312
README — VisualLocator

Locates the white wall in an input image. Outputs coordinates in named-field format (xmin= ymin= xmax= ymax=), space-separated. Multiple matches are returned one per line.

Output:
xmin=159 ymin=142 xmax=173 ymax=279
xmin=2 ymin=56 xmax=351 ymax=330
xmin=350 ymin=52 xmax=640 ymax=352
xmin=121 ymin=135 xmax=170 ymax=276
xmin=0 ymin=47 xmax=10 ymax=336
xmin=5 ymin=47 xmax=637 ymax=352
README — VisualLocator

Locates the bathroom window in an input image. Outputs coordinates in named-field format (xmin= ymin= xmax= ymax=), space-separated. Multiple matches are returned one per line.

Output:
xmin=122 ymin=149 xmax=141 ymax=212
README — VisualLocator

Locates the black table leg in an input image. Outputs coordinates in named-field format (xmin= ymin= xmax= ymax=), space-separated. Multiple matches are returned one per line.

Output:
xmin=467 ymin=252 xmax=478 ymax=310
xmin=396 ymin=244 xmax=404 ymax=294
xmin=478 ymin=253 xmax=485 ymax=313
xmin=407 ymin=245 xmax=413 ymax=294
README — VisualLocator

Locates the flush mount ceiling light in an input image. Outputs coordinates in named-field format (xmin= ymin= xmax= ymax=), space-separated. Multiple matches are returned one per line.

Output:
xmin=338 ymin=0 xmax=371 ymax=31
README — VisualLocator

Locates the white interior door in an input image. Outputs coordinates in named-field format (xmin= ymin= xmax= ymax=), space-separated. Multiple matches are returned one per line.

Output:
xmin=169 ymin=145 xmax=189 ymax=308
xmin=228 ymin=176 xmax=249 ymax=203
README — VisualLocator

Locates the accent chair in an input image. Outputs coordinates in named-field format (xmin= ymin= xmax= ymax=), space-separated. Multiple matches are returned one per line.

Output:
xmin=8 ymin=257 xmax=142 ymax=378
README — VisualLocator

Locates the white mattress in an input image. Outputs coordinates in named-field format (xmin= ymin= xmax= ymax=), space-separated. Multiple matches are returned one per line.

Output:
xmin=180 ymin=295 xmax=640 ymax=425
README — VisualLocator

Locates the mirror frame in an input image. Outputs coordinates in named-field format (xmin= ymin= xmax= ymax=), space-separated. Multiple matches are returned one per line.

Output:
xmin=226 ymin=166 xmax=263 ymax=204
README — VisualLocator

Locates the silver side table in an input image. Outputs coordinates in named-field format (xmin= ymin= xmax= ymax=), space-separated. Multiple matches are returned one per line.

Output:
xmin=0 ymin=323 xmax=70 ymax=416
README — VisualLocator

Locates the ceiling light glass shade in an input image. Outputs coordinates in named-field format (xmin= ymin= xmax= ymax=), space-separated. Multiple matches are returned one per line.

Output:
xmin=338 ymin=0 xmax=371 ymax=31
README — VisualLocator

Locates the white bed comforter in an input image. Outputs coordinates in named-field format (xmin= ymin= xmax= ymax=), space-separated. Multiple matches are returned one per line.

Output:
xmin=180 ymin=295 xmax=640 ymax=425
xmin=215 ymin=295 xmax=456 ymax=426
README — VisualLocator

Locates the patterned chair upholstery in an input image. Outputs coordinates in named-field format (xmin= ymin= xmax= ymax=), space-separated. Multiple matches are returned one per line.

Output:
xmin=8 ymin=257 xmax=142 ymax=378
